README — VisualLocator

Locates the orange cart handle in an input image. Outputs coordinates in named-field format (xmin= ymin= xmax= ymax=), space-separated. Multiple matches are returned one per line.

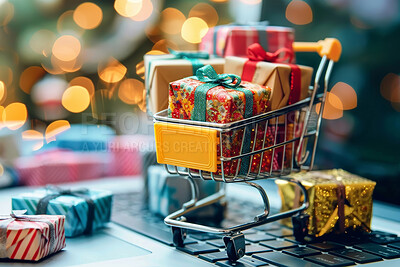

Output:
xmin=293 ymin=38 xmax=342 ymax=62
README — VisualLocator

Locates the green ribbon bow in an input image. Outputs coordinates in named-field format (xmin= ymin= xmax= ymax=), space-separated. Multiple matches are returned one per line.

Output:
xmin=191 ymin=65 xmax=253 ymax=175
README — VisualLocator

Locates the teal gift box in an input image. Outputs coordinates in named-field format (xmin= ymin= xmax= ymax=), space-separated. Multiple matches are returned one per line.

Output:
xmin=11 ymin=187 xmax=113 ymax=237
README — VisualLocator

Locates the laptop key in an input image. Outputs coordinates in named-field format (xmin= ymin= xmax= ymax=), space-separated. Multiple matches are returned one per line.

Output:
xmin=240 ymin=256 xmax=270 ymax=266
xmin=189 ymin=232 xmax=219 ymax=241
xmin=177 ymin=243 xmax=219 ymax=255
xmin=388 ymin=242 xmax=400 ymax=250
xmin=264 ymin=228 xmax=293 ymax=237
xmin=253 ymin=251 xmax=321 ymax=267
xmin=305 ymin=254 xmax=355 ymax=267
xmin=330 ymin=248 xmax=382 ymax=263
xmin=354 ymin=243 xmax=400 ymax=259
xmin=245 ymin=233 xmax=276 ymax=243
xmin=199 ymin=250 xmax=229 ymax=262
xmin=369 ymin=235 xmax=400 ymax=244
xmin=283 ymin=247 xmax=321 ymax=257
xmin=207 ymin=239 xmax=227 ymax=248
xmin=307 ymin=241 xmax=344 ymax=252
xmin=260 ymin=240 xmax=297 ymax=250
xmin=216 ymin=258 xmax=269 ymax=267
xmin=245 ymin=244 xmax=272 ymax=255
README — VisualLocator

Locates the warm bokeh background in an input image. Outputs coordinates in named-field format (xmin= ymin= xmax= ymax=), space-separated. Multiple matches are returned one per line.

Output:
xmin=0 ymin=0 xmax=399 ymax=203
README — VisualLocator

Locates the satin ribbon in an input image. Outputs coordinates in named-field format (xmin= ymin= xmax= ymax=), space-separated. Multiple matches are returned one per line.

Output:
xmin=242 ymin=43 xmax=301 ymax=106
xmin=212 ymin=21 xmax=269 ymax=56
xmin=190 ymin=65 xmax=253 ymax=174
xmin=0 ymin=211 xmax=56 ymax=258
xmin=36 ymin=186 xmax=95 ymax=235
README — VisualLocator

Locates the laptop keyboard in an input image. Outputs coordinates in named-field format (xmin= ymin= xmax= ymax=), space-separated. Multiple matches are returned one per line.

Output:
xmin=112 ymin=192 xmax=400 ymax=266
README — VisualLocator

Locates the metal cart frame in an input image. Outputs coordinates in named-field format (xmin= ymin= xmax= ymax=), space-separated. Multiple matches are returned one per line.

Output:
xmin=153 ymin=38 xmax=342 ymax=262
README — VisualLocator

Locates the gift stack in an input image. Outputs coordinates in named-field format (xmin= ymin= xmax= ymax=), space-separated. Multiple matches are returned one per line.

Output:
xmin=277 ymin=169 xmax=376 ymax=237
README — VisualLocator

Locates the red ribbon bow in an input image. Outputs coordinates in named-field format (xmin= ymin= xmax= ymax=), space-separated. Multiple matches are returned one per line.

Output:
xmin=247 ymin=43 xmax=294 ymax=63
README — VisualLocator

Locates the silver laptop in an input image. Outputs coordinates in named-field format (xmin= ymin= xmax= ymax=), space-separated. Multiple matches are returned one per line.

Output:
xmin=1 ymin=174 xmax=400 ymax=267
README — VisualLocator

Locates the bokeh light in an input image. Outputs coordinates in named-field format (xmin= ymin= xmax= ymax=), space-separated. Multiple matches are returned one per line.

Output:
xmin=114 ymin=0 xmax=143 ymax=18
xmin=181 ymin=17 xmax=209 ymax=44
xmin=29 ymin=30 xmax=57 ymax=56
xmin=189 ymin=3 xmax=219 ymax=27
xmin=160 ymin=8 xmax=186 ymax=35
xmin=152 ymin=39 xmax=178 ymax=53
xmin=145 ymin=25 xmax=162 ymax=43
xmin=51 ymin=55 xmax=83 ymax=73
xmin=330 ymin=82 xmax=357 ymax=110
xmin=146 ymin=50 xmax=166 ymax=55
xmin=136 ymin=60 xmax=145 ymax=80
xmin=45 ymin=120 xmax=71 ymax=143
xmin=62 ymin=85 xmax=90 ymax=113
xmin=98 ymin=58 xmax=127 ymax=83
xmin=52 ymin=35 xmax=81 ymax=61
xmin=0 ymin=1 xmax=14 ymax=26
xmin=286 ymin=0 xmax=313 ymax=25
xmin=73 ymin=2 xmax=103 ymax=30
xmin=69 ymin=76 xmax=95 ymax=97
xmin=118 ymin=79 xmax=144 ymax=105
xmin=0 ymin=81 xmax=6 ymax=105
xmin=316 ymin=92 xmax=344 ymax=120
xmin=0 ymin=65 xmax=13 ymax=87
xmin=2 ymin=102 xmax=28 ymax=130
xmin=131 ymin=0 xmax=153 ymax=21
xmin=57 ymin=10 xmax=85 ymax=35
xmin=240 ymin=0 xmax=262 ymax=5
xmin=22 ymin=130 xmax=44 ymax=151
xmin=210 ymin=0 xmax=228 ymax=2
xmin=380 ymin=73 xmax=400 ymax=101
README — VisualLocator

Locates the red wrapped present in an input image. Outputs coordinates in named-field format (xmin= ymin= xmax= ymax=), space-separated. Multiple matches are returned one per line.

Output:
xmin=15 ymin=150 xmax=106 ymax=186
xmin=200 ymin=24 xmax=294 ymax=58
xmin=107 ymin=135 xmax=155 ymax=177
xmin=0 ymin=213 xmax=65 ymax=261
xmin=168 ymin=65 xmax=272 ymax=176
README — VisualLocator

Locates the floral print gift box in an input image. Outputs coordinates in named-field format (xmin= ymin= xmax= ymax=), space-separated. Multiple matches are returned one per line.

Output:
xmin=168 ymin=65 xmax=272 ymax=176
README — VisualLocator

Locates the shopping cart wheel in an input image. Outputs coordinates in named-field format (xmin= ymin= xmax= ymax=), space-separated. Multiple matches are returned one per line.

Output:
xmin=223 ymin=233 xmax=245 ymax=262
xmin=292 ymin=213 xmax=310 ymax=242
xmin=172 ymin=226 xmax=186 ymax=247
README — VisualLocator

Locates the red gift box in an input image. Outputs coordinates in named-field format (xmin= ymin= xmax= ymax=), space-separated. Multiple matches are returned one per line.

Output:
xmin=200 ymin=25 xmax=294 ymax=58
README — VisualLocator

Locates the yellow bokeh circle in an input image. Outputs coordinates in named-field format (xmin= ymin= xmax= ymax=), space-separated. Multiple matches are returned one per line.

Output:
xmin=181 ymin=17 xmax=209 ymax=44
xmin=73 ymin=2 xmax=103 ymax=30
xmin=62 ymin=86 xmax=90 ymax=113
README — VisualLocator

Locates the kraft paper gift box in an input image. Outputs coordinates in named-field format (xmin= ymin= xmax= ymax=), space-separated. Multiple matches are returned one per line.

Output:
xmin=168 ymin=65 xmax=272 ymax=176
xmin=0 ymin=213 xmax=65 ymax=261
xmin=200 ymin=24 xmax=294 ymax=58
xmin=12 ymin=187 xmax=112 ymax=237
xmin=15 ymin=150 xmax=106 ymax=186
xmin=147 ymin=165 xmax=220 ymax=218
xmin=225 ymin=43 xmax=314 ymax=170
xmin=276 ymin=169 xmax=376 ymax=237
xmin=144 ymin=51 xmax=224 ymax=115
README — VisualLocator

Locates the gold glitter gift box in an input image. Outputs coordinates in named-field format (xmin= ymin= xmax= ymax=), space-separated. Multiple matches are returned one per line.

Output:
xmin=276 ymin=169 xmax=376 ymax=237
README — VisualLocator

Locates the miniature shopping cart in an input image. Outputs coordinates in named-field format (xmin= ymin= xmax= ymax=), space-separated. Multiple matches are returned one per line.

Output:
xmin=153 ymin=38 xmax=342 ymax=262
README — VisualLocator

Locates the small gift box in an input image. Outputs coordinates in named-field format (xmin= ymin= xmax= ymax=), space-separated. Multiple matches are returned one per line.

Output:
xmin=148 ymin=165 xmax=220 ymax=218
xmin=145 ymin=51 xmax=224 ymax=115
xmin=168 ymin=65 xmax=271 ymax=175
xmin=200 ymin=24 xmax=294 ymax=58
xmin=15 ymin=150 xmax=106 ymax=186
xmin=0 ymin=212 xmax=65 ymax=261
xmin=12 ymin=187 xmax=113 ymax=237
xmin=277 ymin=169 xmax=376 ymax=237
xmin=107 ymin=135 xmax=155 ymax=177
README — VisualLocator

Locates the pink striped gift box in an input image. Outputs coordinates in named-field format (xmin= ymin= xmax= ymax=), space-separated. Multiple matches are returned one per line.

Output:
xmin=15 ymin=150 xmax=106 ymax=186
xmin=200 ymin=25 xmax=294 ymax=58
xmin=0 ymin=214 xmax=65 ymax=261
xmin=107 ymin=135 xmax=155 ymax=177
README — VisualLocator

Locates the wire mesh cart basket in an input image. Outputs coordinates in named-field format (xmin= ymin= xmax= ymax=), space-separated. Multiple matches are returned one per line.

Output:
xmin=153 ymin=38 xmax=342 ymax=262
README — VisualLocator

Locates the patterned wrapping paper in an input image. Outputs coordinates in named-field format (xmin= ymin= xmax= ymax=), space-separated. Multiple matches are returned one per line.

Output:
xmin=148 ymin=165 xmax=220 ymax=217
xmin=200 ymin=25 xmax=294 ymax=58
xmin=277 ymin=169 xmax=376 ymax=237
xmin=107 ymin=135 xmax=155 ymax=177
xmin=15 ymin=150 xmax=107 ymax=186
xmin=0 ymin=214 xmax=65 ymax=261
xmin=144 ymin=53 xmax=224 ymax=115
xmin=12 ymin=189 xmax=112 ymax=237
xmin=169 ymin=77 xmax=271 ymax=175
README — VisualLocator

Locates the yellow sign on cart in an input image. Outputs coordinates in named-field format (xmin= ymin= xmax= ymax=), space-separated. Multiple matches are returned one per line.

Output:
xmin=154 ymin=122 xmax=218 ymax=172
